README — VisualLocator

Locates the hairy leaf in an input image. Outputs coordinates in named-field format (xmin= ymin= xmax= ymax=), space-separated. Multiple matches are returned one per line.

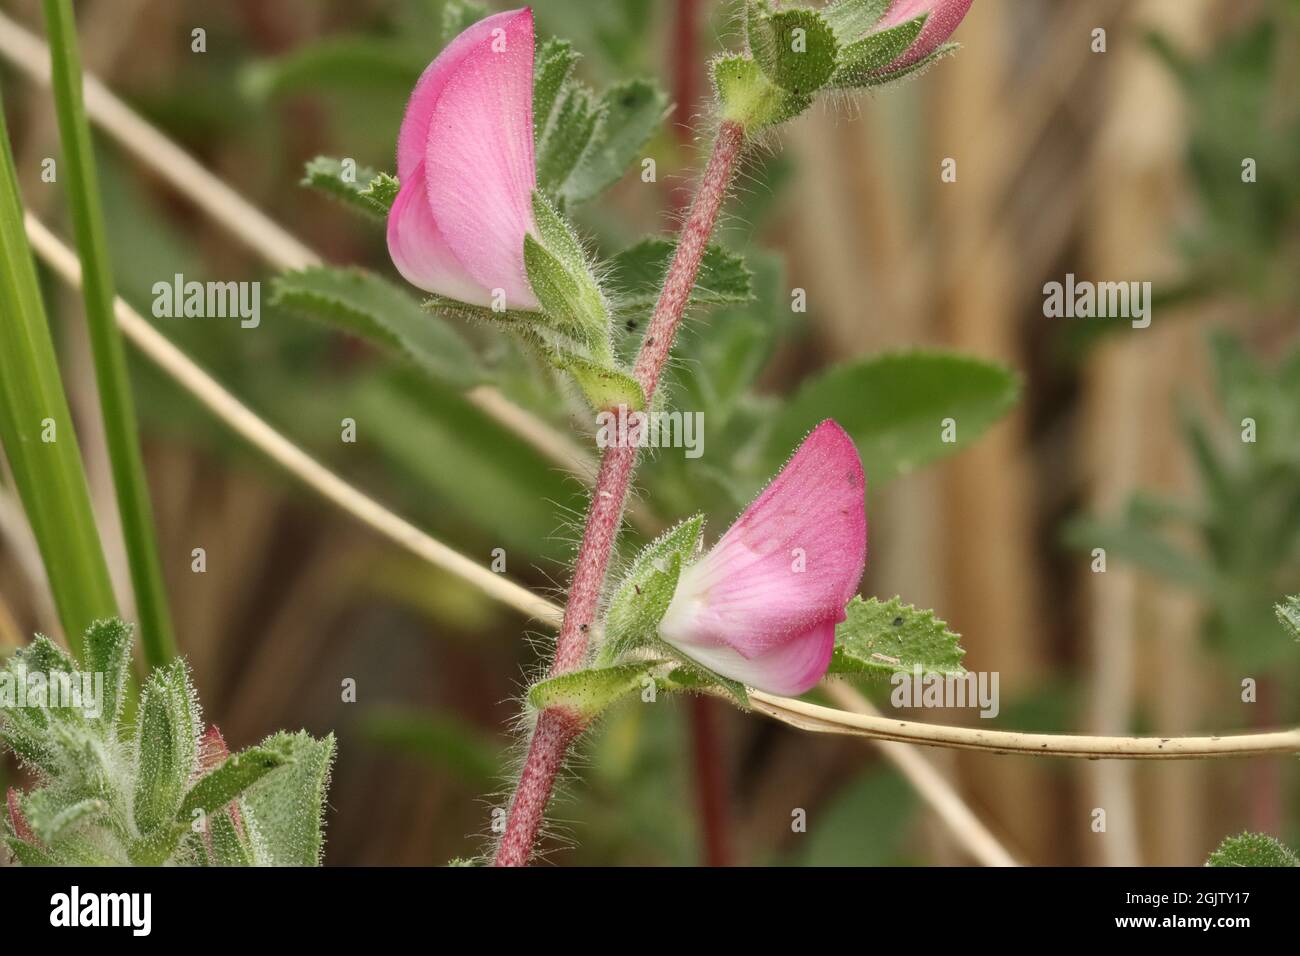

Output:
xmin=607 ymin=238 xmax=753 ymax=314
xmin=829 ymin=596 xmax=966 ymax=676
xmin=241 ymin=731 xmax=336 ymax=866
xmin=271 ymin=266 xmax=483 ymax=388
xmin=762 ymin=351 xmax=1021 ymax=486
xmin=1206 ymin=832 xmax=1299 ymax=867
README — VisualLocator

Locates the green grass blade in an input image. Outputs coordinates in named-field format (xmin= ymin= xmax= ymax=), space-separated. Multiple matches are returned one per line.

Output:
xmin=0 ymin=83 xmax=117 ymax=656
xmin=42 ymin=0 xmax=175 ymax=665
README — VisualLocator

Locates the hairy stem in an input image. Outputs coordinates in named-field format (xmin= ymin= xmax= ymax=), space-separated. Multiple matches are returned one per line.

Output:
xmin=495 ymin=120 xmax=747 ymax=867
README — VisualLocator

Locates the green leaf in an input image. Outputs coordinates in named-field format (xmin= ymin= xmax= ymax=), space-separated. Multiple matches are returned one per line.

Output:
xmin=712 ymin=54 xmax=813 ymax=133
xmin=528 ymin=661 xmax=665 ymax=721
xmin=536 ymin=83 xmax=603 ymax=200
xmin=524 ymin=192 xmax=610 ymax=351
xmin=82 ymin=618 xmax=132 ymax=732
xmin=43 ymin=0 xmax=176 ymax=666
xmin=602 ymin=515 xmax=705 ymax=663
xmin=23 ymin=792 xmax=107 ymax=845
xmin=747 ymin=4 xmax=840 ymax=95
xmin=348 ymin=372 xmax=585 ymax=564
xmin=1276 ymin=595 xmax=1300 ymax=641
xmin=552 ymin=352 xmax=645 ymax=413
xmin=360 ymin=172 xmax=400 ymax=213
xmin=1206 ymin=832 xmax=1299 ymax=867
xmin=533 ymin=37 xmax=579 ymax=143
xmin=240 ymin=731 xmax=335 ymax=866
xmin=131 ymin=658 xmax=199 ymax=835
xmin=830 ymin=15 xmax=927 ymax=87
xmin=761 ymin=351 xmax=1021 ymax=486
xmin=533 ymin=35 xmax=667 ymax=208
xmin=828 ymin=596 xmax=966 ymax=676
xmin=0 ymin=86 xmax=118 ymax=655
xmin=300 ymin=156 xmax=395 ymax=220
xmin=242 ymin=38 xmax=423 ymax=101
xmin=560 ymin=79 xmax=669 ymax=206
xmin=823 ymin=0 xmax=890 ymax=44
xmin=607 ymin=239 xmax=753 ymax=315
xmin=180 ymin=746 xmax=285 ymax=818
xmin=271 ymin=266 xmax=484 ymax=388
xmin=1061 ymin=517 xmax=1215 ymax=590
xmin=5 ymin=835 xmax=58 ymax=866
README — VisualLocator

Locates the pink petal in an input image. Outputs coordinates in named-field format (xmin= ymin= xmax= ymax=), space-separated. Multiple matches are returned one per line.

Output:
xmin=876 ymin=0 xmax=973 ymax=71
xmin=396 ymin=9 xmax=529 ymax=182
xmin=660 ymin=420 xmax=867 ymax=665
xmin=387 ymin=160 xmax=494 ymax=303
xmin=671 ymin=620 xmax=837 ymax=697
xmin=423 ymin=7 xmax=538 ymax=309
xmin=387 ymin=7 xmax=539 ymax=309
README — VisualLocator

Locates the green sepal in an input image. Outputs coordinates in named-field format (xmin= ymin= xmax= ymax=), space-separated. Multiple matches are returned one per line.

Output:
xmin=82 ymin=617 xmax=132 ymax=733
xmin=822 ymin=0 xmax=890 ymax=45
xmin=551 ymin=351 xmax=645 ymax=414
xmin=523 ymin=192 xmax=611 ymax=353
xmin=1206 ymin=832 xmax=1299 ymax=867
xmin=206 ymin=809 xmax=256 ymax=866
xmin=600 ymin=515 xmax=704 ymax=664
xmin=746 ymin=3 xmax=840 ymax=95
xmin=656 ymin=656 xmax=749 ymax=708
xmin=131 ymin=658 xmax=199 ymax=836
xmin=829 ymin=14 xmax=926 ymax=87
xmin=527 ymin=661 xmax=666 ymax=721
xmin=180 ymin=746 xmax=286 ymax=818
xmin=712 ymin=54 xmax=813 ymax=133
xmin=828 ymin=596 xmax=966 ymax=676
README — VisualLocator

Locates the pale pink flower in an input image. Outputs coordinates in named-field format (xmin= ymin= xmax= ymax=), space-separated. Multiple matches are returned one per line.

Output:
xmin=875 ymin=0 xmax=974 ymax=72
xmin=658 ymin=420 xmax=867 ymax=696
xmin=387 ymin=7 xmax=540 ymax=310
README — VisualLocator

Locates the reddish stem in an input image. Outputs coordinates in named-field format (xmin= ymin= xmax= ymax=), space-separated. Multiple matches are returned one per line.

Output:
xmin=493 ymin=120 xmax=746 ymax=867
xmin=689 ymin=695 xmax=732 ymax=866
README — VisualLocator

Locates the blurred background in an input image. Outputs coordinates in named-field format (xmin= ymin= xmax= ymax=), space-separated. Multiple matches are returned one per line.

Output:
xmin=1 ymin=0 xmax=1297 ymax=865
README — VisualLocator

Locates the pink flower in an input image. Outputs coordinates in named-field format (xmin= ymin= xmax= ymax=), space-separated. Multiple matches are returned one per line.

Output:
xmin=387 ymin=7 xmax=540 ymax=310
xmin=658 ymin=420 xmax=867 ymax=696
xmin=875 ymin=0 xmax=974 ymax=72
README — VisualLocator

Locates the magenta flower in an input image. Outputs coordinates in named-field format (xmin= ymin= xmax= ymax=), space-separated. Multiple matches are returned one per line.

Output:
xmin=387 ymin=7 xmax=539 ymax=310
xmin=658 ymin=420 xmax=867 ymax=696
xmin=875 ymin=0 xmax=974 ymax=72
